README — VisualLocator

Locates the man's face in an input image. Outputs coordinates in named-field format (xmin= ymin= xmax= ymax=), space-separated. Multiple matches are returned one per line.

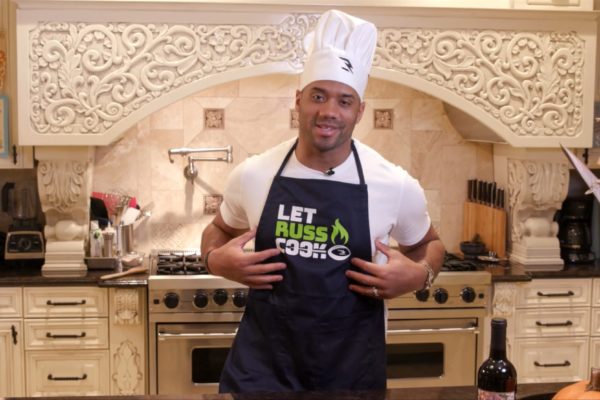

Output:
xmin=295 ymin=80 xmax=365 ymax=155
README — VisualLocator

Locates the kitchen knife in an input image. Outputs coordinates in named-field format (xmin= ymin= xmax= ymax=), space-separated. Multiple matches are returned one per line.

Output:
xmin=468 ymin=179 xmax=475 ymax=202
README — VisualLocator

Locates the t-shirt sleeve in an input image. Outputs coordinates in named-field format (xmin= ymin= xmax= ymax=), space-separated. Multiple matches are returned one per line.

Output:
xmin=219 ymin=163 xmax=251 ymax=230
xmin=390 ymin=172 xmax=431 ymax=246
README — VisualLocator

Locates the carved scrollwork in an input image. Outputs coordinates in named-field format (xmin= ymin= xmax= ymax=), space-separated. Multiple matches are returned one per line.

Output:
xmin=28 ymin=15 xmax=316 ymax=135
xmin=492 ymin=282 xmax=517 ymax=317
xmin=376 ymin=29 xmax=584 ymax=138
xmin=37 ymin=160 xmax=87 ymax=213
xmin=114 ymin=288 xmax=140 ymax=325
xmin=26 ymin=16 xmax=585 ymax=140
xmin=507 ymin=159 xmax=568 ymax=242
xmin=112 ymin=340 xmax=142 ymax=395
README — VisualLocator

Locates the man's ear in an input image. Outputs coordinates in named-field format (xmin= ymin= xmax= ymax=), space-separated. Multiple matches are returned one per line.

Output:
xmin=294 ymin=89 xmax=302 ymax=110
xmin=356 ymin=101 xmax=366 ymax=123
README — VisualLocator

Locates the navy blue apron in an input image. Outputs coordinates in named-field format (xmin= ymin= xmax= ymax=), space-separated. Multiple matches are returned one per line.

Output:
xmin=219 ymin=140 xmax=386 ymax=393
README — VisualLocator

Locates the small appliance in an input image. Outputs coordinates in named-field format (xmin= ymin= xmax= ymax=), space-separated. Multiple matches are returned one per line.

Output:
xmin=2 ymin=181 xmax=44 ymax=261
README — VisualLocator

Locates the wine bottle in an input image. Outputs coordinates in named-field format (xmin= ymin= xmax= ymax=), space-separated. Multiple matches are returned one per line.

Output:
xmin=477 ymin=317 xmax=517 ymax=400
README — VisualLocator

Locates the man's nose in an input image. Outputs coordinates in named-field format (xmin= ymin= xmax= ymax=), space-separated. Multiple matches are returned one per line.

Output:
xmin=318 ymin=99 xmax=339 ymax=117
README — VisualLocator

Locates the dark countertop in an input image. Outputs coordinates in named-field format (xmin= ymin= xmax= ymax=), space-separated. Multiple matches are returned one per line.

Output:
xmin=1 ymin=382 xmax=569 ymax=400
xmin=0 ymin=258 xmax=599 ymax=287
xmin=0 ymin=263 xmax=148 ymax=287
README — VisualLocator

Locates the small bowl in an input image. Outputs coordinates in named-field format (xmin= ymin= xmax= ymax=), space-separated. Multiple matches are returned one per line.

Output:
xmin=460 ymin=241 xmax=486 ymax=257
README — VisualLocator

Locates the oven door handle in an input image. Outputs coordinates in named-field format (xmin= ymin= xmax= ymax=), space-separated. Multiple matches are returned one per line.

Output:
xmin=157 ymin=331 xmax=237 ymax=340
xmin=387 ymin=326 xmax=478 ymax=334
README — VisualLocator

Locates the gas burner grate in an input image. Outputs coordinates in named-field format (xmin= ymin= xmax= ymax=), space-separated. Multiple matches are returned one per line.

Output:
xmin=152 ymin=249 xmax=207 ymax=275
xmin=442 ymin=253 xmax=479 ymax=272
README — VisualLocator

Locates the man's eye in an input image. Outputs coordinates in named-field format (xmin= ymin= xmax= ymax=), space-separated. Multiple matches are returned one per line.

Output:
xmin=312 ymin=94 xmax=325 ymax=102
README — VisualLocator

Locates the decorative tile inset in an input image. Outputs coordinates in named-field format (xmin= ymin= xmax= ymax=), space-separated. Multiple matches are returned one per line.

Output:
xmin=374 ymin=109 xmax=394 ymax=129
xmin=204 ymin=108 xmax=225 ymax=129
xmin=290 ymin=109 xmax=299 ymax=129
xmin=204 ymin=194 xmax=223 ymax=215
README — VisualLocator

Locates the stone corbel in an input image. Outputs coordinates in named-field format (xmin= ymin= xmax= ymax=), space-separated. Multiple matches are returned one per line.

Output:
xmin=507 ymin=158 xmax=569 ymax=268
xmin=36 ymin=146 xmax=94 ymax=273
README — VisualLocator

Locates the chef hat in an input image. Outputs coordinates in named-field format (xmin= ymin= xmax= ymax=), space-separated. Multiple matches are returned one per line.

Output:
xmin=300 ymin=10 xmax=377 ymax=100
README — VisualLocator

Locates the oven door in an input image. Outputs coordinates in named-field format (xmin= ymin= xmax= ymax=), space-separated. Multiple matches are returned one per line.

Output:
xmin=156 ymin=322 xmax=237 ymax=395
xmin=386 ymin=313 xmax=481 ymax=388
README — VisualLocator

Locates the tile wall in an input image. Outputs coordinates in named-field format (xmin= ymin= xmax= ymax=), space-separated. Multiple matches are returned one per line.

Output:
xmin=92 ymin=74 xmax=495 ymax=254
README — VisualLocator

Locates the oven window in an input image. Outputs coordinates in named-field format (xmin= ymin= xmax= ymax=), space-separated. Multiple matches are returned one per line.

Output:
xmin=386 ymin=343 xmax=444 ymax=379
xmin=191 ymin=348 xmax=230 ymax=384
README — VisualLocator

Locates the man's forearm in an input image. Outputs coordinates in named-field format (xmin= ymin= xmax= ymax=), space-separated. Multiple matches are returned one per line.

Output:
xmin=201 ymin=222 xmax=235 ymax=255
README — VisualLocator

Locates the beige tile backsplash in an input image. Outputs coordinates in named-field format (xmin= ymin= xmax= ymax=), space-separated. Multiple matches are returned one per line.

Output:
xmin=92 ymin=75 xmax=494 ymax=254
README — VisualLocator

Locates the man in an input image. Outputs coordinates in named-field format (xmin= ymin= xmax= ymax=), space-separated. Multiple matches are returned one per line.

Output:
xmin=201 ymin=9 xmax=445 ymax=393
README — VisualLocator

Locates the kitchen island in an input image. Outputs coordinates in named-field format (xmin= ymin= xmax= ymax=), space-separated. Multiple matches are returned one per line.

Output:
xmin=1 ymin=382 xmax=568 ymax=400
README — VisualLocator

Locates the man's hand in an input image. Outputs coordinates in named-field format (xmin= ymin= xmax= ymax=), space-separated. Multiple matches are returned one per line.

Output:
xmin=207 ymin=229 xmax=286 ymax=289
xmin=346 ymin=240 xmax=428 ymax=299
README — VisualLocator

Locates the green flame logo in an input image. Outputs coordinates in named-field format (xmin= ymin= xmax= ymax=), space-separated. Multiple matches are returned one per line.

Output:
xmin=330 ymin=218 xmax=349 ymax=245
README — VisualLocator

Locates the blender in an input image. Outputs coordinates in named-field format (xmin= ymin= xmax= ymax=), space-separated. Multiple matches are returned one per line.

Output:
xmin=2 ymin=181 xmax=44 ymax=261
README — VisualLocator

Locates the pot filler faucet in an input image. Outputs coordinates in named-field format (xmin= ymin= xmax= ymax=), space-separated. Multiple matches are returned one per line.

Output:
xmin=168 ymin=146 xmax=233 ymax=180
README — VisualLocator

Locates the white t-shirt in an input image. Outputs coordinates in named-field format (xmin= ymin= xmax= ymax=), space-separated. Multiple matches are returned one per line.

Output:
xmin=220 ymin=138 xmax=431 ymax=264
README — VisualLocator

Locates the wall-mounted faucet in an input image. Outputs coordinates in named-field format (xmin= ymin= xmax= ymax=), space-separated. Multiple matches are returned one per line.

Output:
xmin=168 ymin=146 xmax=233 ymax=180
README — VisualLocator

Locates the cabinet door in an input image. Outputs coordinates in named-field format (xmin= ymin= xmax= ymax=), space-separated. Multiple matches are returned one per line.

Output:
xmin=516 ymin=279 xmax=591 ymax=308
xmin=514 ymin=336 xmax=588 ymax=383
xmin=24 ymin=287 xmax=107 ymax=318
xmin=0 ymin=320 xmax=25 ymax=396
xmin=26 ymin=350 xmax=109 ymax=396
xmin=0 ymin=287 xmax=22 ymax=317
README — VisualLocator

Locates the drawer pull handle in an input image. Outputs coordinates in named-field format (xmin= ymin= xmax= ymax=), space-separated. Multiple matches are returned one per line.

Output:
xmin=11 ymin=325 xmax=17 ymax=345
xmin=536 ymin=290 xmax=574 ymax=297
xmin=46 ymin=332 xmax=86 ymax=339
xmin=46 ymin=299 xmax=87 ymax=306
xmin=535 ymin=320 xmax=573 ymax=327
xmin=534 ymin=360 xmax=571 ymax=368
xmin=47 ymin=373 xmax=88 ymax=381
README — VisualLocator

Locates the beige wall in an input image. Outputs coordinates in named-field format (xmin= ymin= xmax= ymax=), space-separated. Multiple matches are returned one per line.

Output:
xmin=92 ymin=74 xmax=495 ymax=254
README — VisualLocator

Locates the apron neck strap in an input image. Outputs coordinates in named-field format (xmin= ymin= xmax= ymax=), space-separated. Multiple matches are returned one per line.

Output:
xmin=276 ymin=139 xmax=366 ymax=185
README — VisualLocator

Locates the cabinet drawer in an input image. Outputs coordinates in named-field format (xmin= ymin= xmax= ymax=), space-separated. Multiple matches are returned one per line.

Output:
xmin=0 ymin=287 xmax=22 ymax=317
xmin=24 ymin=287 xmax=107 ymax=318
xmin=516 ymin=279 xmax=591 ymax=308
xmin=593 ymin=279 xmax=600 ymax=307
xmin=24 ymin=318 xmax=108 ymax=350
xmin=26 ymin=350 xmax=109 ymax=396
xmin=515 ymin=307 xmax=590 ymax=337
xmin=590 ymin=338 xmax=600 ymax=367
xmin=514 ymin=337 xmax=588 ymax=383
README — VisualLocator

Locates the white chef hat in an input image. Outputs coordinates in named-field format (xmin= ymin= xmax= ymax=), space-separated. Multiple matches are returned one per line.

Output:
xmin=300 ymin=10 xmax=377 ymax=101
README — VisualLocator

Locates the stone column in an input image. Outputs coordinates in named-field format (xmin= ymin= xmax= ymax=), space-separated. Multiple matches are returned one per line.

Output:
xmin=507 ymin=159 xmax=569 ymax=268
xmin=36 ymin=146 xmax=94 ymax=274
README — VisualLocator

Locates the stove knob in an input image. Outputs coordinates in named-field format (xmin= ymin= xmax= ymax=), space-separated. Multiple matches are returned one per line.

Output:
xmin=233 ymin=290 xmax=247 ymax=308
xmin=461 ymin=287 xmax=476 ymax=303
xmin=415 ymin=289 xmax=430 ymax=302
xmin=193 ymin=291 xmax=209 ymax=308
xmin=163 ymin=292 xmax=180 ymax=309
xmin=213 ymin=289 xmax=229 ymax=306
xmin=433 ymin=288 xmax=449 ymax=304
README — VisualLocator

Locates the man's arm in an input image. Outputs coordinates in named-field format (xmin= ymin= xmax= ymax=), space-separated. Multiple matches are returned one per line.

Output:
xmin=200 ymin=210 xmax=286 ymax=289
xmin=346 ymin=225 xmax=446 ymax=299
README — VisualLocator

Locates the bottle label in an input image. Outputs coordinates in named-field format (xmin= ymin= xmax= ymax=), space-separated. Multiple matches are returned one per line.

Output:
xmin=478 ymin=389 xmax=515 ymax=400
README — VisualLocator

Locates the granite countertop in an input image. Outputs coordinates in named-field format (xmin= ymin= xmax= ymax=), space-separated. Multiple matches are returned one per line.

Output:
xmin=1 ymin=257 xmax=600 ymax=287
xmin=1 ymin=382 xmax=568 ymax=400
xmin=0 ymin=262 xmax=148 ymax=287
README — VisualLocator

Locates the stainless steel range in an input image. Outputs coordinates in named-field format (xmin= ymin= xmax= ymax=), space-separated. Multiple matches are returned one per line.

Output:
xmin=148 ymin=250 xmax=491 ymax=395
xmin=148 ymin=249 xmax=248 ymax=395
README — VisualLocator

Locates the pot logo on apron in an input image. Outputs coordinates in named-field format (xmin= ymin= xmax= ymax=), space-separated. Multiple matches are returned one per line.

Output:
xmin=275 ymin=205 xmax=351 ymax=261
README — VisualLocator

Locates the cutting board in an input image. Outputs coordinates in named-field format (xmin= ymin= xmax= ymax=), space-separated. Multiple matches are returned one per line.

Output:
xmin=463 ymin=201 xmax=506 ymax=258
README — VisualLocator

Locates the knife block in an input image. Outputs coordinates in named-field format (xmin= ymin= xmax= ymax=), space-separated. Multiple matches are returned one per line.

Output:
xmin=462 ymin=201 xmax=506 ymax=258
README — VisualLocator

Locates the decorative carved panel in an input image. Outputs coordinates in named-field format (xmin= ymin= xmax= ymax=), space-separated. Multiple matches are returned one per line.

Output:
xmin=376 ymin=29 xmax=584 ymax=140
xmin=112 ymin=340 xmax=143 ymax=395
xmin=114 ymin=289 xmax=140 ymax=325
xmin=17 ymin=9 xmax=594 ymax=147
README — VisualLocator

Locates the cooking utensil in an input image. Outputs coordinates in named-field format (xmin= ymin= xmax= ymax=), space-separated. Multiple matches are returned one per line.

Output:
xmin=100 ymin=265 xmax=148 ymax=280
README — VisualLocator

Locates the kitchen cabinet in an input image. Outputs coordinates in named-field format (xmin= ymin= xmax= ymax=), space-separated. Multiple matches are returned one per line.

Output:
xmin=494 ymin=278 xmax=592 ymax=383
xmin=1 ymin=285 xmax=147 ymax=397
xmin=589 ymin=279 xmax=600 ymax=368
xmin=23 ymin=286 xmax=110 ymax=396
xmin=0 ymin=287 xmax=24 ymax=396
